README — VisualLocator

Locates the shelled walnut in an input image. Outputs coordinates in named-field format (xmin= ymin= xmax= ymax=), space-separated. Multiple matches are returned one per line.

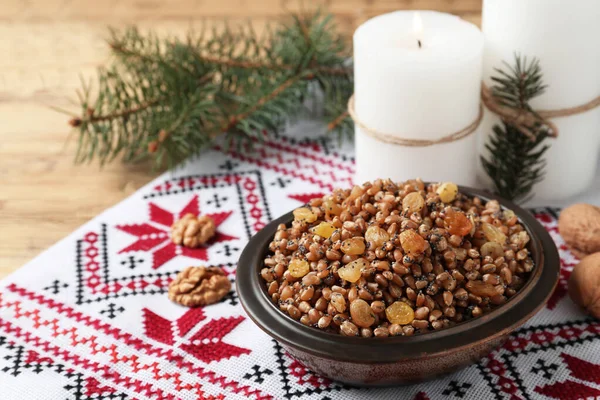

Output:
xmin=171 ymin=213 xmax=216 ymax=248
xmin=168 ymin=266 xmax=231 ymax=307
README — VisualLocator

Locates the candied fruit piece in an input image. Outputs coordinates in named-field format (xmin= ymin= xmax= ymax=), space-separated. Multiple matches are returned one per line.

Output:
xmin=323 ymin=200 xmax=342 ymax=217
xmin=480 ymin=241 xmax=504 ymax=259
xmin=400 ymin=230 xmax=426 ymax=255
xmin=288 ymin=259 xmax=310 ymax=278
xmin=312 ymin=222 xmax=336 ymax=238
xmin=293 ymin=207 xmax=317 ymax=223
xmin=350 ymin=299 xmax=376 ymax=328
xmin=445 ymin=208 xmax=473 ymax=237
xmin=337 ymin=258 xmax=367 ymax=282
xmin=481 ymin=222 xmax=507 ymax=244
xmin=365 ymin=226 xmax=390 ymax=248
xmin=437 ymin=182 xmax=458 ymax=203
xmin=341 ymin=237 xmax=366 ymax=255
xmin=402 ymin=192 xmax=425 ymax=214
xmin=386 ymin=301 xmax=415 ymax=325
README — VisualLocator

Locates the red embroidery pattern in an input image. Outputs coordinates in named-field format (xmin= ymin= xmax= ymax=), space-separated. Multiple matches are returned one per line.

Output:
xmin=535 ymin=354 xmax=600 ymax=399
xmin=287 ymin=193 xmax=326 ymax=204
xmin=288 ymin=359 xmax=333 ymax=389
xmin=217 ymin=137 xmax=354 ymax=192
xmin=241 ymin=176 xmax=266 ymax=232
xmin=117 ymin=195 xmax=238 ymax=269
xmin=143 ymin=307 xmax=251 ymax=363
xmin=1 ymin=284 xmax=272 ymax=400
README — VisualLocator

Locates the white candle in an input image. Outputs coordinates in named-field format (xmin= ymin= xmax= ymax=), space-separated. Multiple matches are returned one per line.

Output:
xmin=353 ymin=11 xmax=484 ymax=186
xmin=479 ymin=0 xmax=600 ymax=202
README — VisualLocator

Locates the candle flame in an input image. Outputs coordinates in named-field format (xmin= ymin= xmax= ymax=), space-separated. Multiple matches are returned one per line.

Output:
xmin=413 ymin=12 xmax=423 ymax=48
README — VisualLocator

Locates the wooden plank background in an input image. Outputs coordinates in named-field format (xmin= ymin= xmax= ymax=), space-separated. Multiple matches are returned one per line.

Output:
xmin=0 ymin=0 xmax=482 ymax=279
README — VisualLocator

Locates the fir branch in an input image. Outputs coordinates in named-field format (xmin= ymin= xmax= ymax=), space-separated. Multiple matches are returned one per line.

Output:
xmin=481 ymin=54 xmax=553 ymax=202
xmin=65 ymin=9 xmax=353 ymax=169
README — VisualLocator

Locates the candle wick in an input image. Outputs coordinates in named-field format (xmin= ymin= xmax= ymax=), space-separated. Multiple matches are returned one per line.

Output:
xmin=417 ymin=39 xmax=422 ymax=49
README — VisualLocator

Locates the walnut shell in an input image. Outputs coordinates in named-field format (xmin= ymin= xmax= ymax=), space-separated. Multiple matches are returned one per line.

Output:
xmin=558 ymin=203 xmax=600 ymax=258
xmin=568 ymin=252 xmax=600 ymax=319
xmin=168 ymin=266 xmax=231 ymax=307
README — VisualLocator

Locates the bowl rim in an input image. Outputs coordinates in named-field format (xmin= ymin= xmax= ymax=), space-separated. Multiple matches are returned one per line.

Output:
xmin=236 ymin=185 xmax=560 ymax=363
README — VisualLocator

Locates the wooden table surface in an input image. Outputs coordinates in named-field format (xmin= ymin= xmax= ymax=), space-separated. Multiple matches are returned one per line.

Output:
xmin=0 ymin=0 xmax=482 ymax=279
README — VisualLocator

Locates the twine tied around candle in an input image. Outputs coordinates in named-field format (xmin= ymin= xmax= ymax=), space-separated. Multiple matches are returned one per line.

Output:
xmin=481 ymin=84 xmax=600 ymax=140
xmin=347 ymin=95 xmax=483 ymax=147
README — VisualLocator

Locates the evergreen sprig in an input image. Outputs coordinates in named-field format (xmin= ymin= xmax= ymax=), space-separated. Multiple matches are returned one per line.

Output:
xmin=481 ymin=55 xmax=551 ymax=202
xmin=68 ymin=10 xmax=353 ymax=169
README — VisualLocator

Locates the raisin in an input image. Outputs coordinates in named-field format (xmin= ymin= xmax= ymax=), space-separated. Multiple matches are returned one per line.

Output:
xmin=480 ymin=242 xmax=504 ymax=259
xmin=386 ymin=301 xmax=415 ymax=325
xmin=323 ymin=200 xmax=342 ymax=218
xmin=402 ymin=192 xmax=425 ymax=214
xmin=465 ymin=280 xmax=498 ymax=297
xmin=400 ymin=230 xmax=426 ymax=255
xmin=350 ymin=299 xmax=376 ymax=328
xmin=341 ymin=237 xmax=366 ymax=255
xmin=337 ymin=258 xmax=367 ymax=283
xmin=311 ymin=222 xmax=336 ymax=238
xmin=481 ymin=222 xmax=507 ymax=244
xmin=330 ymin=292 xmax=346 ymax=313
xmin=436 ymin=182 xmax=458 ymax=203
xmin=364 ymin=226 xmax=390 ymax=248
xmin=288 ymin=259 xmax=310 ymax=278
xmin=445 ymin=208 xmax=473 ymax=237
xmin=293 ymin=207 xmax=317 ymax=223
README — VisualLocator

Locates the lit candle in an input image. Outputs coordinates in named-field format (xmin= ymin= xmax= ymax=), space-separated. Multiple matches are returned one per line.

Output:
xmin=479 ymin=0 xmax=600 ymax=202
xmin=353 ymin=11 xmax=484 ymax=185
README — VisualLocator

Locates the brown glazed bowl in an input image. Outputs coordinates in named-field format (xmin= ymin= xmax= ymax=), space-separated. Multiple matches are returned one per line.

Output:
xmin=236 ymin=186 xmax=560 ymax=386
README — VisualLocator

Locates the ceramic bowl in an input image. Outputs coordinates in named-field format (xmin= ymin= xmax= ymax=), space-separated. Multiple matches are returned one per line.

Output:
xmin=236 ymin=186 xmax=560 ymax=386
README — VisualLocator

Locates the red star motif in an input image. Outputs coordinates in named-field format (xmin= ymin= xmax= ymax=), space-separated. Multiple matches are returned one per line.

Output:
xmin=535 ymin=353 xmax=600 ymax=399
xmin=116 ymin=195 xmax=238 ymax=269
xmin=143 ymin=307 xmax=250 ymax=364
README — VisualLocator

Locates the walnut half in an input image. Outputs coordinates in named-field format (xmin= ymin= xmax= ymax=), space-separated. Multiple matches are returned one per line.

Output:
xmin=168 ymin=266 xmax=231 ymax=307
xmin=171 ymin=213 xmax=216 ymax=248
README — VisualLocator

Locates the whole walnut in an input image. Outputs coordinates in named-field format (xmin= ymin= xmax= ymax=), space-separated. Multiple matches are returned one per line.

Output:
xmin=568 ymin=252 xmax=600 ymax=319
xmin=169 ymin=266 xmax=231 ymax=307
xmin=171 ymin=213 xmax=216 ymax=248
xmin=559 ymin=204 xmax=600 ymax=258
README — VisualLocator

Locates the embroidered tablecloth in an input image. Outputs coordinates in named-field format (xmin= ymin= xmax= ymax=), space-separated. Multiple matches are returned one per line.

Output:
xmin=1 ymin=124 xmax=598 ymax=400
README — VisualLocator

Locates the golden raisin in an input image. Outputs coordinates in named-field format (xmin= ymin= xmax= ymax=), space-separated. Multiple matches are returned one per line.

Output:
xmin=437 ymin=182 xmax=458 ymax=203
xmin=341 ymin=237 xmax=366 ymax=255
xmin=482 ymin=222 xmax=507 ymax=244
xmin=293 ymin=207 xmax=317 ymax=223
xmin=350 ymin=299 xmax=376 ymax=328
xmin=323 ymin=200 xmax=342 ymax=218
xmin=480 ymin=242 xmax=504 ymax=259
xmin=337 ymin=258 xmax=367 ymax=282
xmin=386 ymin=301 xmax=415 ymax=325
xmin=330 ymin=292 xmax=346 ymax=313
xmin=465 ymin=280 xmax=498 ymax=298
xmin=288 ymin=259 xmax=310 ymax=278
xmin=365 ymin=226 xmax=390 ymax=248
xmin=503 ymin=209 xmax=516 ymax=220
xmin=400 ymin=230 xmax=426 ymax=255
xmin=312 ymin=222 xmax=336 ymax=238
xmin=402 ymin=192 xmax=425 ymax=214
xmin=344 ymin=186 xmax=365 ymax=205
xmin=445 ymin=208 xmax=473 ymax=237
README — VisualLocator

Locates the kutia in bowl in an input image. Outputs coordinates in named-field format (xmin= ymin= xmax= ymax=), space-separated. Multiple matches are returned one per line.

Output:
xmin=237 ymin=179 xmax=560 ymax=385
